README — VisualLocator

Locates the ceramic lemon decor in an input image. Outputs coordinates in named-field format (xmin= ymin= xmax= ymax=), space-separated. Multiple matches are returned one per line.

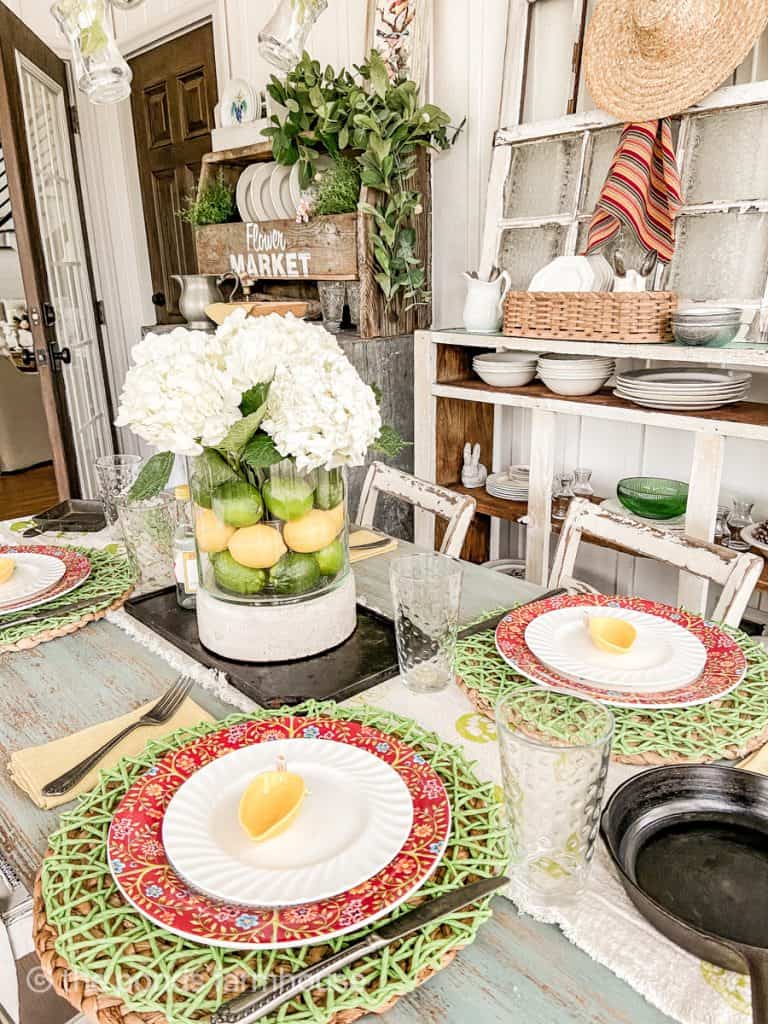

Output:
xmin=238 ymin=755 xmax=307 ymax=843
xmin=0 ymin=557 xmax=15 ymax=585
xmin=195 ymin=508 xmax=236 ymax=553
xmin=587 ymin=615 xmax=638 ymax=654
xmin=228 ymin=524 xmax=287 ymax=569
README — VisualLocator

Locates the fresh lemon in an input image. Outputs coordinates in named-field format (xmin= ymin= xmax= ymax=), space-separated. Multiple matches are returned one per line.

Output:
xmin=195 ymin=508 xmax=236 ymax=553
xmin=283 ymin=508 xmax=342 ymax=553
xmin=587 ymin=615 xmax=637 ymax=654
xmin=0 ymin=558 xmax=15 ymax=586
xmin=238 ymin=767 xmax=307 ymax=843
xmin=228 ymin=524 xmax=287 ymax=569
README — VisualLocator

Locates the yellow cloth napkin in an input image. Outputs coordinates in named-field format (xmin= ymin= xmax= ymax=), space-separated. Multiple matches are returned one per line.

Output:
xmin=349 ymin=530 xmax=398 ymax=563
xmin=740 ymin=743 xmax=768 ymax=774
xmin=9 ymin=696 xmax=213 ymax=809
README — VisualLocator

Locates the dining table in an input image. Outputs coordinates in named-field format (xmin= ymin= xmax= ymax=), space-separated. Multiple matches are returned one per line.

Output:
xmin=0 ymin=530 xmax=678 ymax=1024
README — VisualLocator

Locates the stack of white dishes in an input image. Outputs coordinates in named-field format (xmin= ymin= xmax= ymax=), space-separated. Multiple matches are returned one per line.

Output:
xmin=537 ymin=353 xmax=615 ymax=396
xmin=615 ymin=368 xmax=752 ymax=410
xmin=473 ymin=351 xmax=537 ymax=387
xmin=486 ymin=466 xmax=529 ymax=501
xmin=236 ymin=162 xmax=302 ymax=222
xmin=528 ymin=254 xmax=613 ymax=292
xmin=599 ymin=497 xmax=686 ymax=535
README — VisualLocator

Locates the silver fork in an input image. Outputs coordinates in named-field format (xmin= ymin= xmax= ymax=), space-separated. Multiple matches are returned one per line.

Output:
xmin=42 ymin=676 xmax=194 ymax=797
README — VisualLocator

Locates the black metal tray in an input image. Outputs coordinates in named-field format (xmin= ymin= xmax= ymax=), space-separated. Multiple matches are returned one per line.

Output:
xmin=26 ymin=499 xmax=106 ymax=536
xmin=124 ymin=587 xmax=399 ymax=708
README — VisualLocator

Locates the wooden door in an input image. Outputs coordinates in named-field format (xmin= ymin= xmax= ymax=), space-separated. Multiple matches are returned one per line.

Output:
xmin=0 ymin=1 xmax=115 ymax=499
xmin=130 ymin=24 xmax=218 ymax=324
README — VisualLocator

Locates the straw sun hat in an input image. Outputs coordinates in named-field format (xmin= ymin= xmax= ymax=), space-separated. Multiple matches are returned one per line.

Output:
xmin=585 ymin=0 xmax=768 ymax=121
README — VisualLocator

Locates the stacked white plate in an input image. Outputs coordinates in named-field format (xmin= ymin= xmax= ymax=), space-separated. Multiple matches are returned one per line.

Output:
xmin=486 ymin=466 xmax=529 ymax=501
xmin=473 ymin=351 xmax=537 ymax=387
xmin=615 ymin=368 xmax=752 ymax=410
xmin=537 ymin=353 xmax=616 ymax=396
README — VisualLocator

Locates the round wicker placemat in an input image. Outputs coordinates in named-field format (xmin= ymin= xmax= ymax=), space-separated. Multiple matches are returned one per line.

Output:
xmin=0 ymin=547 xmax=135 ymax=654
xmin=455 ymin=626 xmax=768 ymax=766
xmin=34 ymin=702 xmax=507 ymax=1024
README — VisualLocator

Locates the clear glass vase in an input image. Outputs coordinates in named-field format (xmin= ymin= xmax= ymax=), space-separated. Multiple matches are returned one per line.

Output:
xmin=258 ymin=0 xmax=329 ymax=71
xmin=51 ymin=0 xmax=133 ymax=104
xmin=189 ymin=453 xmax=350 ymax=607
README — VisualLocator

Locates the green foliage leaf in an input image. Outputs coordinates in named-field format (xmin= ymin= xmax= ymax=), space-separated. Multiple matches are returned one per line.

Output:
xmin=217 ymin=407 xmax=268 ymax=459
xmin=190 ymin=448 xmax=239 ymax=508
xmin=372 ymin=425 xmax=410 ymax=459
xmin=127 ymin=451 xmax=174 ymax=501
xmin=241 ymin=431 xmax=283 ymax=471
xmin=240 ymin=382 xmax=271 ymax=417
xmin=179 ymin=171 xmax=235 ymax=227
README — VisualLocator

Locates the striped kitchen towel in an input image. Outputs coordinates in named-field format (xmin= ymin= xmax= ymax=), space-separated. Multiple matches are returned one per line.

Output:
xmin=584 ymin=119 xmax=683 ymax=264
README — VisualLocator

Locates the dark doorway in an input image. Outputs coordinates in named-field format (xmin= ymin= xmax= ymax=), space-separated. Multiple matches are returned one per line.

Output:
xmin=129 ymin=23 xmax=218 ymax=325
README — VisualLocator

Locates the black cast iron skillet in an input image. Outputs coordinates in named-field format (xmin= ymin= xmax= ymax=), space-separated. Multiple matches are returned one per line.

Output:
xmin=601 ymin=764 xmax=768 ymax=1023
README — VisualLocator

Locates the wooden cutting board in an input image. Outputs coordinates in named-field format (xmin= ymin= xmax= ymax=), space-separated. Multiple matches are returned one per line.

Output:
xmin=204 ymin=301 xmax=309 ymax=324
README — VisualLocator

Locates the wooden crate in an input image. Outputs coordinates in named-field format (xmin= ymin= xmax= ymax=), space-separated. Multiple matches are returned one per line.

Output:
xmin=194 ymin=142 xmax=431 ymax=339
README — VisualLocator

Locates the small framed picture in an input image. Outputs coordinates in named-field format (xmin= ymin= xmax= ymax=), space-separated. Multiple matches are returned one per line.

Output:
xmin=365 ymin=0 xmax=433 ymax=95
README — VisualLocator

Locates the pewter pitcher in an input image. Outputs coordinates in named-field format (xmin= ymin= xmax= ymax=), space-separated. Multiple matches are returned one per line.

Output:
xmin=171 ymin=274 xmax=222 ymax=328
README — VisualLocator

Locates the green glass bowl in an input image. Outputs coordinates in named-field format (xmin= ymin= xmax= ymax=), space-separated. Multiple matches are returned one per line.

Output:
xmin=617 ymin=477 xmax=689 ymax=520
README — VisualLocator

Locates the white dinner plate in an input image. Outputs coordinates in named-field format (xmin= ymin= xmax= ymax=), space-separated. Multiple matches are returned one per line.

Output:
xmin=615 ymin=393 xmax=746 ymax=411
xmin=529 ymin=256 xmax=597 ymax=292
xmin=0 ymin=552 xmax=66 ymax=607
xmin=162 ymin=738 xmax=414 ymax=908
xmin=616 ymin=369 xmax=752 ymax=387
xmin=269 ymin=164 xmax=291 ymax=219
xmin=248 ymin=162 xmax=278 ymax=221
xmin=524 ymin=605 xmax=707 ymax=692
xmin=288 ymin=163 xmax=302 ymax=208
xmin=236 ymin=165 xmax=260 ymax=223
xmin=220 ymin=78 xmax=258 ymax=127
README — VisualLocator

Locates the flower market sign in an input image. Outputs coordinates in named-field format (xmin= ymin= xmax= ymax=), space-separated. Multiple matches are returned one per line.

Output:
xmin=196 ymin=213 xmax=359 ymax=280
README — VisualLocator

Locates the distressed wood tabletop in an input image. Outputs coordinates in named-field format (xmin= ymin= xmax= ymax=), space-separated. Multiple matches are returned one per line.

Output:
xmin=0 ymin=545 xmax=674 ymax=1023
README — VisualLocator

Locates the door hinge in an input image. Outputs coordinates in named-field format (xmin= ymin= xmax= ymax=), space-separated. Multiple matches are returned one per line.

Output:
xmin=95 ymin=299 xmax=106 ymax=326
xmin=69 ymin=105 xmax=80 ymax=135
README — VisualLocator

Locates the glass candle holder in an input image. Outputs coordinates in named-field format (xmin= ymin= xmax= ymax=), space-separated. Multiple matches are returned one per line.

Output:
xmin=572 ymin=468 xmax=594 ymax=498
xmin=552 ymin=473 xmax=574 ymax=521
xmin=728 ymin=499 xmax=755 ymax=552
xmin=495 ymin=686 xmax=613 ymax=913
xmin=51 ymin=0 xmax=133 ymax=104
xmin=95 ymin=454 xmax=142 ymax=525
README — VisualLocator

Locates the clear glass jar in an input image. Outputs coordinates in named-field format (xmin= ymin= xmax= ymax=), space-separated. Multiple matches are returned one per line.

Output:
xmin=728 ymin=499 xmax=755 ymax=552
xmin=173 ymin=485 xmax=197 ymax=610
xmin=714 ymin=506 xmax=731 ymax=547
xmin=572 ymin=468 xmax=594 ymax=498
xmin=258 ymin=0 xmax=329 ymax=71
xmin=552 ymin=473 xmax=574 ymax=521
xmin=51 ymin=0 xmax=133 ymax=104
xmin=189 ymin=454 xmax=349 ymax=606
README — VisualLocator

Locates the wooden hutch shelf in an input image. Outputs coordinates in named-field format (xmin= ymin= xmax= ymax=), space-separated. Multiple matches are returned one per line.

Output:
xmin=415 ymin=328 xmax=768 ymax=612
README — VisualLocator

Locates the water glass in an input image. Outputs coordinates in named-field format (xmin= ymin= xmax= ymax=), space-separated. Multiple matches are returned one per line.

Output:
xmin=116 ymin=493 xmax=177 ymax=592
xmin=317 ymin=281 xmax=346 ymax=333
xmin=495 ymin=686 xmax=613 ymax=912
xmin=572 ymin=468 xmax=595 ymax=498
xmin=389 ymin=554 xmax=462 ymax=694
xmin=728 ymin=498 xmax=755 ymax=552
xmin=96 ymin=454 xmax=142 ymax=525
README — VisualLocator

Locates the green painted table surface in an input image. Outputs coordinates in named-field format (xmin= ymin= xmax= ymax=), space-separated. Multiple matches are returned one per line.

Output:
xmin=0 ymin=543 xmax=674 ymax=1024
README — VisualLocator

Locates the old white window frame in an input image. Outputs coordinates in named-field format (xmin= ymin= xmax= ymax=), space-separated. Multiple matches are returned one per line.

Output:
xmin=480 ymin=79 xmax=768 ymax=317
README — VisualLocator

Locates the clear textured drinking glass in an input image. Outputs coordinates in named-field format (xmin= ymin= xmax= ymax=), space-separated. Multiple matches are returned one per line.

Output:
xmin=116 ymin=493 xmax=177 ymax=593
xmin=728 ymin=499 xmax=755 ymax=551
xmin=495 ymin=686 xmax=613 ymax=912
xmin=389 ymin=554 xmax=462 ymax=694
xmin=714 ymin=506 xmax=731 ymax=547
xmin=96 ymin=454 xmax=142 ymax=525
xmin=317 ymin=281 xmax=347 ymax=333
xmin=552 ymin=473 xmax=574 ymax=520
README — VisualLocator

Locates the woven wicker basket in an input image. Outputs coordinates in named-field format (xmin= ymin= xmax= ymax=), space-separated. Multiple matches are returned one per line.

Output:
xmin=503 ymin=291 xmax=677 ymax=343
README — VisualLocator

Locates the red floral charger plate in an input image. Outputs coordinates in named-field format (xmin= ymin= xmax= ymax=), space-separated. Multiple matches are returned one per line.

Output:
xmin=0 ymin=545 xmax=91 ymax=613
xmin=495 ymin=594 xmax=747 ymax=708
xmin=108 ymin=716 xmax=451 ymax=949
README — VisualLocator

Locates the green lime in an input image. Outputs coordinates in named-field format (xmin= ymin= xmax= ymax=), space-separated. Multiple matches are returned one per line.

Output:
xmin=212 ymin=480 xmax=263 ymax=527
xmin=269 ymin=552 xmax=321 ymax=595
xmin=315 ymin=538 xmax=345 ymax=576
xmin=262 ymin=477 xmax=314 ymax=521
xmin=212 ymin=550 xmax=267 ymax=595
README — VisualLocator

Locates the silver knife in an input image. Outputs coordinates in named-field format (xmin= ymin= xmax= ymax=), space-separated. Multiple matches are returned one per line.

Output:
xmin=211 ymin=875 xmax=508 ymax=1024
xmin=0 ymin=593 xmax=117 ymax=629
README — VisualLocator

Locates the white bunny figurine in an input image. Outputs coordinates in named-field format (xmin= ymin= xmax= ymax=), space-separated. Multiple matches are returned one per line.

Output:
xmin=461 ymin=442 xmax=487 ymax=488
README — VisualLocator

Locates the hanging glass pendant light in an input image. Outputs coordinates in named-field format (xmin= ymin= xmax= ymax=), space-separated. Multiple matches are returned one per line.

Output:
xmin=258 ymin=0 xmax=329 ymax=71
xmin=51 ymin=0 xmax=133 ymax=104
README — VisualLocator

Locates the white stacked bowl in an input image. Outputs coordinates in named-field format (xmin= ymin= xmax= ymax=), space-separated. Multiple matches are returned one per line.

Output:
xmin=536 ymin=353 xmax=615 ymax=396
xmin=473 ymin=351 xmax=537 ymax=387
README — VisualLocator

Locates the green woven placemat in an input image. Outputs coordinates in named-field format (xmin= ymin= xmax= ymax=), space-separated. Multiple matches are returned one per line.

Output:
xmin=0 ymin=546 xmax=135 ymax=651
xmin=37 ymin=701 xmax=507 ymax=1024
xmin=455 ymin=626 xmax=768 ymax=765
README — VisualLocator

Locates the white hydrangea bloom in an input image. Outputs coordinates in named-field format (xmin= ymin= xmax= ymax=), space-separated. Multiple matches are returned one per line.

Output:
xmin=115 ymin=311 xmax=382 ymax=468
